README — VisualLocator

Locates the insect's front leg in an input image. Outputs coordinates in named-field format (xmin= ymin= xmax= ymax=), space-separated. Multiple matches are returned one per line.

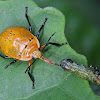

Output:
xmin=39 ymin=32 xmax=67 ymax=50
xmin=26 ymin=59 xmax=35 ymax=89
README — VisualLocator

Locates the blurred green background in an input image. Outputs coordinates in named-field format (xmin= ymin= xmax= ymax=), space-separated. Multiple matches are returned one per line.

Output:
xmin=33 ymin=0 xmax=100 ymax=96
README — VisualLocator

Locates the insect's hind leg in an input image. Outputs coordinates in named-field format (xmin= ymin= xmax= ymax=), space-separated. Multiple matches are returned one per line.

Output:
xmin=0 ymin=54 xmax=9 ymax=59
xmin=36 ymin=18 xmax=48 ymax=39
xmin=25 ymin=7 xmax=32 ymax=32
xmin=5 ymin=59 xmax=19 ymax=69
xmin=0 ymin=54 xmax=19 ymax=68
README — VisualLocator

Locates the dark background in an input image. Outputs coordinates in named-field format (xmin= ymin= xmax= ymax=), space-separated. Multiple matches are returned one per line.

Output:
xmin=33 ymin=0 xmax=100 ymax=96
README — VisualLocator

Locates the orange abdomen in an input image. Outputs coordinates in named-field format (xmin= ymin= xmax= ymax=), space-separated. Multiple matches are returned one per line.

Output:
xmin=0 ymin=27 xmax=40 ymax=61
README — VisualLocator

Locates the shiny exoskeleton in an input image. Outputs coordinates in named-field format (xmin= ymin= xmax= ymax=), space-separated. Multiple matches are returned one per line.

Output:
xmin=0 ymin=7 xmax=67 ymax=89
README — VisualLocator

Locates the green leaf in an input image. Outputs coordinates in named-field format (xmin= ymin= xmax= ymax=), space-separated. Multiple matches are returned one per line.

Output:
xmin=0 ymin=0 xmax=99 ymax=100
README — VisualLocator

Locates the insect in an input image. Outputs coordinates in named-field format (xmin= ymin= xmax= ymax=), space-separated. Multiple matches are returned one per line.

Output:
xmin=0 ymin=7 xmax=67 ymax=89
xmin=60 ymin=59 xmax=100 ymax=85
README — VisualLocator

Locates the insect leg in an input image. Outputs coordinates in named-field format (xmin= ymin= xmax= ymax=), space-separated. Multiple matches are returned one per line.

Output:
xmin=26 ymin=59 xmax=35 ymax=89
xmin=39 ymin=32 xmax=67 ymax=50
xmin=46 ymin=42 xmax=67 ymax=47
xmin=25 ymin=59 xmax=36 ymax=73
xmin=36 ymin=18 xmax=48 ymax=38
xmin=47 ymin=32 xmax=56 ymax=42
xmin=5 ymin=59 xmax=19 ymax=69
xmin=25 ymin=7 xmax=32 ymax=32
xmin=39 ymin=42 xmax=67 ymax=50
xmin=0 ymin=54 xmax=9 ymax=59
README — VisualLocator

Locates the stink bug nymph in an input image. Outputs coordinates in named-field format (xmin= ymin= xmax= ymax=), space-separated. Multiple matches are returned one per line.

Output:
xmin=0 ymin=7 xmax=67 ymax=89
